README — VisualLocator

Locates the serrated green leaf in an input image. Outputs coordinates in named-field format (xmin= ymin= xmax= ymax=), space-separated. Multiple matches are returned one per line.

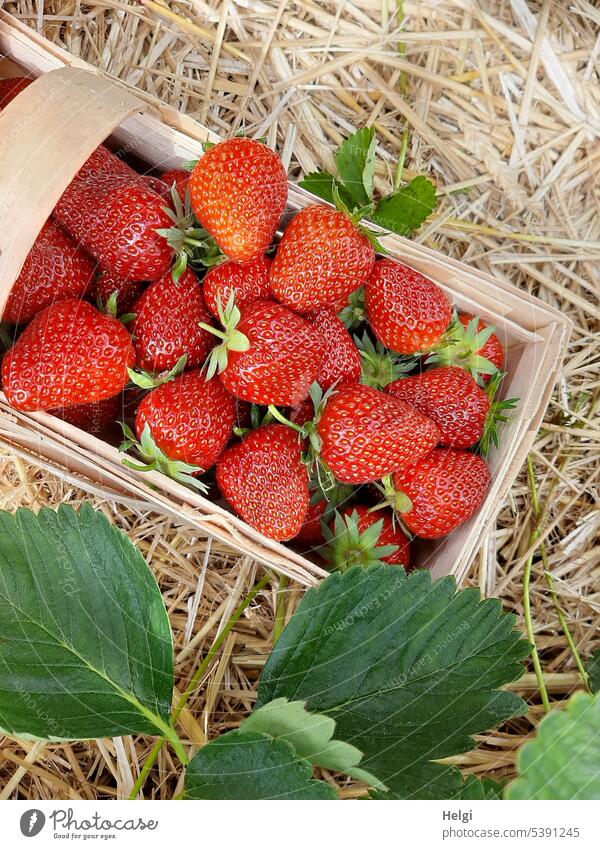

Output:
xmin=0 ymin=505 xmax=174 ymax=741
xmin=336 ymin=127 xmax=376 ymax=207
xmin=373 ymin=175 xmax=437 ymax=236
xmin=298 ymin=171 xmax=337 ymax=204
xmin=372 ymin=765 xmax=504 ymax=800
xmin=185 ymin=730 xmax=338 ymax=799
xmin=585 ymin=649 xmax=600 ymax=693
xmin=257 ymin=566 xmax=529 ymax=798
xmin=507 ymin=691 xmax=600 ymax=800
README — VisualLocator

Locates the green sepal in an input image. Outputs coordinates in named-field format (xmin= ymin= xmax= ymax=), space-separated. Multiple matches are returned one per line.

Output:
xmin=119 ymin=422 xmax=208 ymax=493
xmin=426 ymin=312 xmax=501 ymax=383
xmin=478 ymin=372 xmax=519 ymax=456
xmin=127 ymin=354 xmax=188 ymax=391
xmin=355 ymin=330 xmax=418 ymax=388
xmin=338 ymin=287 xmax=366 ymax=330
xmin=323 ymin=509 xmax=399 ymax=571
xmin=202 ymin=292 xmax=250 ymax=380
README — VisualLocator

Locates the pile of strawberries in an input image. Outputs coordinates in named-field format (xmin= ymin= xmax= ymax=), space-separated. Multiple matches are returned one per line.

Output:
xmin=1 ymin=76 xmax=514 ymax=572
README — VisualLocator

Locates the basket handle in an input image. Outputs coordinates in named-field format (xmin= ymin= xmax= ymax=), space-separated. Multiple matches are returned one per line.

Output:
xmin=0 ymin=66 xmax=147 ymax=315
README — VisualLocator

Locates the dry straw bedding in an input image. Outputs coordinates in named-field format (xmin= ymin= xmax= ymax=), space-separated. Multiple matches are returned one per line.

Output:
xmin=0 ymin=0 xmax=599 ymax=799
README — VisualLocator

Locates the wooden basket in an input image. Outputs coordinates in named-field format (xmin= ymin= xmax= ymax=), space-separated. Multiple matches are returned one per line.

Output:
xmin=0 ymin=11 xmax=572 ymax=588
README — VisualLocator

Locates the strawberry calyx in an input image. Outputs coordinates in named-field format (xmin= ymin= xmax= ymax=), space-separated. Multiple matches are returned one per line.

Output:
xmin=426 ymin=312 xmax=499 ymax=384
xmin=479 ymin=372 xmax=519 ymax=456
xmin=323 ymin=509 xmax=399 ymax=571
xmin=201 ymin=293 xmax=251 ymax=380
xmin=233 ymin=404 xmax=277 ymax=438
xmin=119 ymin=422 xmax=208 ymax=492
xmin=127 ymin=353 xmax=188 ymax=391
xmin=338 ymin=287 xmax=367 ymax=330
xmin=156 ymin=184 xmax=223 ymax=281
xmin=96 ymin=290 xmax=136 ymax=325
xmin=378 ymin=474 xmax=413 ymax=515
xmin=355 ymin=331 xmax=418 ymax=389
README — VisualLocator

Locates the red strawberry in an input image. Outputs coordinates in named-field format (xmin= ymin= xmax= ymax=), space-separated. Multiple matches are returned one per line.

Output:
xmin=289 ymin=397 xmax=315 ymax=428
xmin=161 ymin=168 xmax=190 ymax=200
xmin=203 ymin=255 xmax=272 ymax=318
xmin=327 ymin=504 xmax=411 ymax=569
xmin=317 ymin=384 xmax=440 ymax=484
xmin=388 ymin=366 xmax=490 ymax=448
xmin=135 ymin=371 xmax=235 ymax=471
xmin=190 ymin=138 xmax=287 ymax=262
xmin=390 ymin=448 xmax=490 ymax=538
xmin=269 ymin=205 xmax=375 ymax=312
xmin=2 ymin=299 xmax=134 ymax=411
xmin=310 ymin=308 xmax=362 ymax=390
xmin=216 ymin=424 xmax=310 ymax=541
xmin=51 ymin=394 xmax=123 ymax=434
xmin=0 ymin=76 xmax=32 ymax=108
xmin=54 ymin=150 xmax=174 ymax=281
xmin=293 ymin=499 xmax=329 ymax=548
xmin=131 ymin=269 xmax=215 ymax=373
xmin=427 ymin=313 xmax=505 ymax=382
xmin=93 ymin=270 xmax=146 ymax=314
xmin=365 ymin=259 xmax=452 ymax=354
xmin=204 ymin=299 xmax=326 ymax=407
xmin=2 ymin=220 xmax=95 ymax=324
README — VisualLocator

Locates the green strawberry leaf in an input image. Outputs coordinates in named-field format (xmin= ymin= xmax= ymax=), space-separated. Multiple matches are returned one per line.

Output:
xmin=507 ymin=691 xmax=600 ymax=799
xmin=0 ymin=505 xmax=174 ymax=741
xmin=336 ymin=127 xmax=377 ymax=207
xmin=257 ymin=566 xmax=529 ymax=798
xmin=585 ymin=649 xmax=600 ymax=693
xmin=373 ymin=175 xmax=437 ymax=236
xmin=298 ymin=171 xmax=337 ymax=204
xmin=185 ymin=730 xmax=338 ymax=799
xmin=373 ymin=765 xmax=505 ymax=800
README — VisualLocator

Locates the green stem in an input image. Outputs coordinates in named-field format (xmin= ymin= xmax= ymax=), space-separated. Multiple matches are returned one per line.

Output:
xmin=526 ymin=457 xmax=590 ymax=692
xmin=267 ymin=404 xmax=304 ymax=434
xmin=273 ymin=574 xmax=288 ymax=645
xmin=523 ymin=545 xmax=550 ymax=713
xmin=129 ymin=572 xmax=271 ymax=799
xmin=394 ymin=124 xmax=410 ymax=191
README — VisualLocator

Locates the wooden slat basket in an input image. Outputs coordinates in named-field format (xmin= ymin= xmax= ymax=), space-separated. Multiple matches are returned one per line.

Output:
xmin=0 ymin=11 xmax=571 ymax=588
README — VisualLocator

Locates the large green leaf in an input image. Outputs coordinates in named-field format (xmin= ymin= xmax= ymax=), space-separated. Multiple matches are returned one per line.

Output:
xmin=585 ymin=648 xmax=600 ymax=693
xmin=0 ymin=505 xmax=174 ymax=741
xmin=373 ymin=175 xmax=437 ymax=236
xmin=336 ymin=127 xmax=377 ymax=206
xmin=507 ymin=692 xmax=600 ymax=799
xmin=257 ymin=566 xmax=529 ymax=798
xmin=185 ymin=730 xmax=338 ymax=799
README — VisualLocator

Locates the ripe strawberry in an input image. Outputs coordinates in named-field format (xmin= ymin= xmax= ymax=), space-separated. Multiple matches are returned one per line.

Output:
xmin=216 ymin=424 xmax=310 ymax=540
xmin=388 ymin=366 xmax=490 ymax=448
xmin=390 ymin=448 xmax=490 ymax=538
xmin=310 ymin=308 xmax=362 ymax=390
xmin=326 ymin=504 xmax=411 ymax=569
xmin=161 ymin=168 xmax=190 ymax=200
xmin=131 ymin=269 xmax=215 ymax=373
xmin=2 ymin=299 xmax=134 ymax=411
xmin=190 ymin=138 xmax=287 ymax=262
xmin=289 ymin=397 xmax=316 ymax=428
xmin=317 ymin=384 xmax=439 ymax=484
xmin=135 ymin=371 xmax=235 ymax=471
xmin=203 ymin=255 xmax=272 ymax=318
xmin=427 ymin=312 xmax=505 ymax=382
xmin=204 ymin=299 xmax=326 ymax=407
xmin=293 ymin=499 xmax=329 ymax=548
xmin=0 ymin=76 xmax=32 ymax=108
xmin=51 ymin=394 xmax=123 ymax=434
xmin=2 ymin=220 xmax=95 ymax=324
xmin=54 ymin=149 xmax=174 ymax=281
xmin=365 ymin=259 xmax=452 ymax=354
xmin=93 ymin=270 xmax=146 ymax=315
xmin=269 ymin=205 xmax=375 ymax=312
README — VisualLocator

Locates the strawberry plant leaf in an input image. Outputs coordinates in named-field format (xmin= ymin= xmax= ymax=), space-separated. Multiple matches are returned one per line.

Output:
xmin=0 ymin=505 xmax=174 ymax=741
xmin=585 ymin=648 xmax=600 ymax=693
xmin=257 ymin=566 xmax=529 ymax=798
xmin=373 ymin=175 xmax=437 ymax=236
xmin=185 ymin=730 xmax=339 ymax=799
xmin=298 ymin=171 xmax=337 ymax=204
xmin=372 ymin=765 xmax=504 ymax=800
xmin=336 ymin=127 xmax=377 ymax=207
xmin=507 ymin=691 xmax=600 ymax=800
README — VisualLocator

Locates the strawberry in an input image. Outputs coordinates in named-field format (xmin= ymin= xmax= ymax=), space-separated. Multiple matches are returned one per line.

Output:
xmin=310 ymin=308 xmax=362 ymax=390
xmin=203 ymin=255 xmax=272 ymax=318
xmin=293 ymin=499 xmax=329 ymax=548
xmin=130 ymin=268 xmax=215 ymax=373
xmin=388 ymin=448 xmax=490 ymax=538
xmin=51 ymin=394 xmax=123 ymax=434
xmin=93 ymin=270 xmax=146 ymax=315
xmin=316 ymin=384 xmax=439 ymax=484
xmin=289 ymin=397 xmax=316 ymax=428
xmin=326 ymin=504 xmax=411 ymax=569
xmin=216 ymin=424 xmax=310 ymax=540
xmin=204 ymin=298 xmax=326 ymax=407
xmin=0 ymin=76 xmax=32 ymax=108
xmin=134 ymin=370 xmax=235 ymax=474
xmin=2 ymin=299 xmax=134 ymax=411
xmin=388 ymin=366 xmax=490 ymax=448
xmin=190 ymin=138 xmax=287 ymax=262
xmin=427 ymin=312 xmax=505 ymax=382
xmin=2 ymin=220 xmax=95 ymax=324
xmin=269 ymin=205 xmax=375 ymax=312
xmin=53 ymin=148 xmax=174 ymax=281
xmin=161 ymin=168 xmax=190 ymax=200
xmin=365 ymin=259 xmax=452 ymax=354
